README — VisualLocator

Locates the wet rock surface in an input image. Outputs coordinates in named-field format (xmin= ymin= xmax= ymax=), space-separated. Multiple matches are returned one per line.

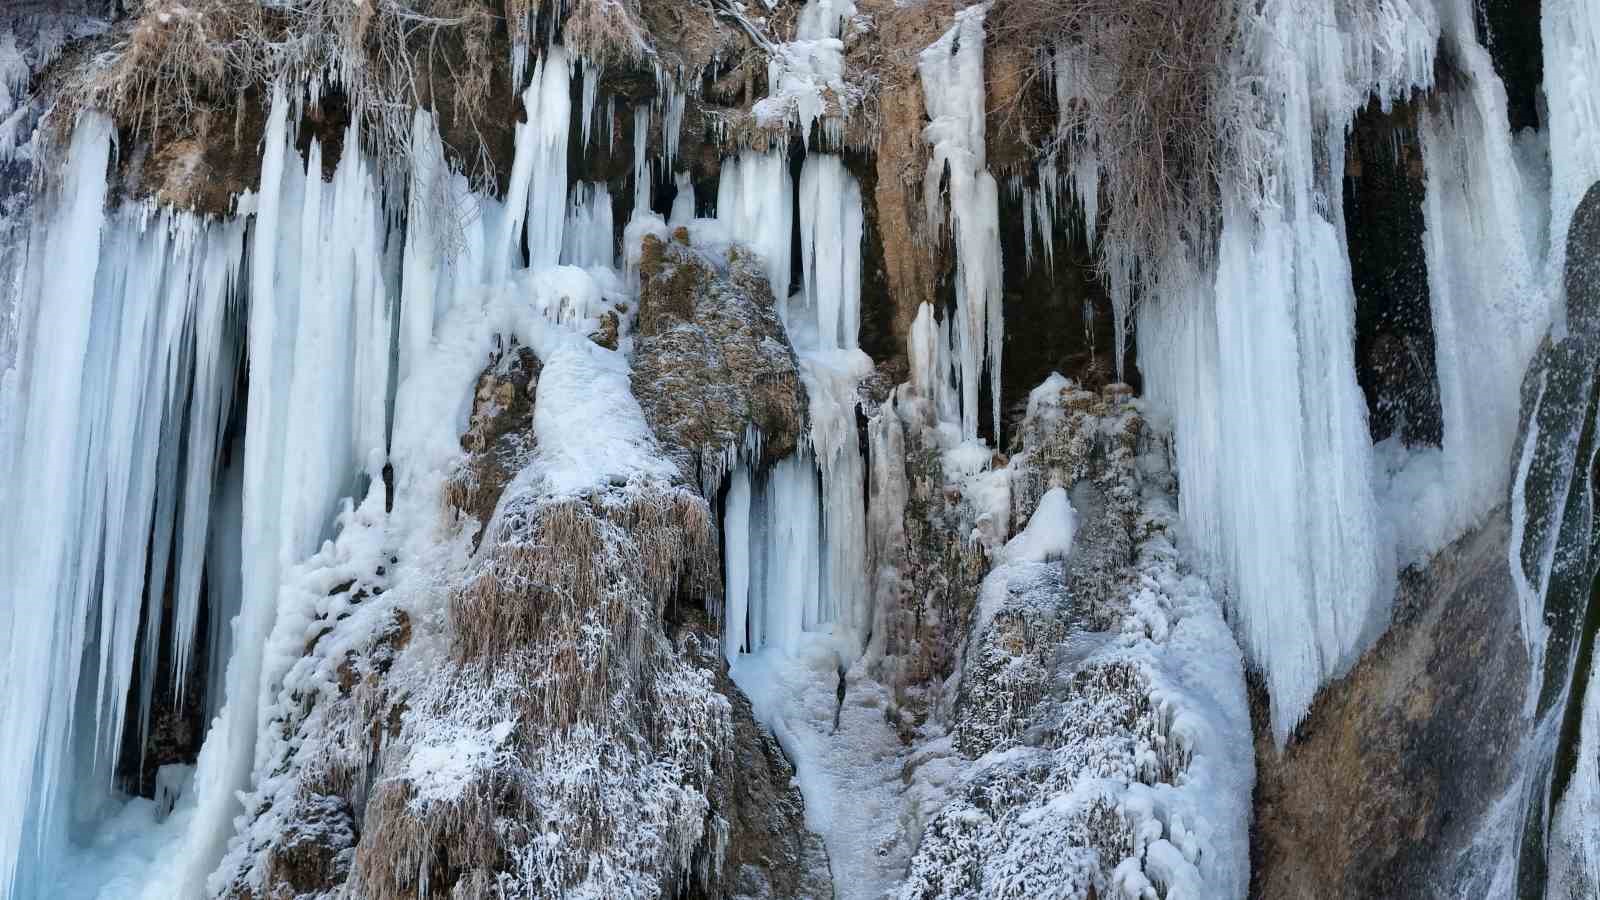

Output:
xmin=1250 ymin=512 xmax=1529 ymax=898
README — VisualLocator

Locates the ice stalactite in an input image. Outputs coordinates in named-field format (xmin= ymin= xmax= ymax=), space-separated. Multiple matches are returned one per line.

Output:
xmin=1383 ymin=0 xmax=1553 ymax=566
xmin=512 ymin=46 xmax=572 ymax=273
xmin=1138 ymin=0 xmax=1439 ymax=744
xmin=669 ymin=170 xmax=696 ymax=226
xmin=0 ymin=112 xmax=115 ymax=898
xmin=907 ymin=301 xmax=960 ymax=428
xmin=1018 ymin=42 xmax=1104 ymax=280
xmin=716 ymin=141 xmax=873 ymax=666
xmin=204 ymin=456 xmax=245 ymax=727
xmin=166 ymin=219 xmax=246 ymax=710
xmin=562 ymin=181 xmax=615 ymax=269
xmin=798 ymin=154 xmax=863 ymax=352
xmin=398 ymin=109 xmax=485 ymax=384
xmin=1541 ymin=0 xmax=1600 ymax=329
xmin=579 ymin=57 xmax=603 ymax=152
xmin=723 ymin=466 xmax=754 ymax=665
xmin=919 ymin=5 xmax=1002 ymax=441
xmin=632 ymin=104 xmax=652 ymax=217
xmin=720 ymin=378 xmax=872 ymax=661
xmin=159 ymin=85 xmax=397 ymax=897
xmin=716 ymin=150 xmax=794 ymax=306
xmin=0 ymin=111 xmax=257 ymax=899
xmin=659 ymin=75 xmax=685 ymax=173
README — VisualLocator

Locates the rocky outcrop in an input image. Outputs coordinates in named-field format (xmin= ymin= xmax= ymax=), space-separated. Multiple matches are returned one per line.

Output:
xmin=854 ymin=0 xmax=952 ymax=354
xmin=631 ymin=229 xmax=808 ymax=490
xmin=1250 ymin=512 xmax=1529 ymax=897
xmin=444 ymin=341 xmax=541 ymax=547
xmin=903 ymin=381 xmax=1253 ymax=900
xmin=676 ymin=611 xmax=836 ymax=900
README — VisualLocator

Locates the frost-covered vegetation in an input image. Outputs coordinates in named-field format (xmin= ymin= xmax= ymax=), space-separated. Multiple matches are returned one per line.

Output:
xmin=1 ymin=0 xmax=1599 ymax=897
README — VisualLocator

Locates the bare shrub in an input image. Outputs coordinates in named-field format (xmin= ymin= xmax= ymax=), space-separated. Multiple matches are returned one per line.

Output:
xmin=562 ymin=0 xmax=651 ymax=66
xmin=988 ymin=0 xmax=1256 ymax=286
xmin=83 ymin=0 xmax=264 ymax=139
xmin=71 ymin=0 xmax=526 ymax=187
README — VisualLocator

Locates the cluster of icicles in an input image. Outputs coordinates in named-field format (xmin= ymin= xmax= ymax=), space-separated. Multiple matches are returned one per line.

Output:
xmin=0 ymin=13 xmax=1010 ymax=889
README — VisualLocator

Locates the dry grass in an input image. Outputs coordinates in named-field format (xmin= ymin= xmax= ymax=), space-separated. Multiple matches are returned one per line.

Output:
xmin=988 ymin=0 xmax=1257 ymax=287
xmin=353 ymin=476 xmax=728 ymax=897
xmin=66 ymin=0 xmax=533 ymax=188
xmin=450 ymin=484 xmax=717 ymax=666
xmin=562 ymin=0 xmax=651 ymax=66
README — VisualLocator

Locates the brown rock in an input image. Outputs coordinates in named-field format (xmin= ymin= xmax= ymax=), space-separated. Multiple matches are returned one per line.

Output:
xmin=443 ymin=342 xmax=541 ymax=547
xmin=675 ymin=612 xmax=835 ymax=900
xmin=631 ymin=236 xmax=809 ymax=487
xmin=1251 ymin=513 xmax=1529 ymax=897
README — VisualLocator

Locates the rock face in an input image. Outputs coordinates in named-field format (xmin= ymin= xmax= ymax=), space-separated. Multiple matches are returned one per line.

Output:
xmin=901 ymin=382 xmax=1253 ymax=900
xmin=12 ymin=2 xmax=1589 ymax=898
xmin=676 ymin=612 xmax=836 ymax=900
xmin=1250 ymin=513 xmax=1529 ymax=897
xmin=631 ymin=230 xmax=809 ymax=489
xmin=210 ymin=338 xmax=840 ymax=900
xmin=1253 ymin=179 xmax=1600 ymax=900
xmin=445 ymin=342 xmax=542 ymax=546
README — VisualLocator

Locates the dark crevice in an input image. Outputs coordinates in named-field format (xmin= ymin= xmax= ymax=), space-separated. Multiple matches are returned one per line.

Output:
xmin=1474 ymin=0 xmax=1544 ymax=133
xmin=995 ymin=174 xmax=1129 ymax=443
xmin=1343 ymin=94 xmax=1443 ymax=448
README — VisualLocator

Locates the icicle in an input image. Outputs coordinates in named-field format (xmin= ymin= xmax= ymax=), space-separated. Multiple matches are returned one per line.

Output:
xmin=1390 ymin=9 xmax=1550 ymax=565
xmin=580 ymin=59 xmax=602 ymax=151
xmin=525 ymin=47 xmax=572 ymax=270
xmin=919 ymin=6 xmax=1003 ymax=440
xmin=607 ymin=96 xmax=618 ymax=155
xmin=1529 ymin=0 xmax=1593 ymax=317
xmin=562 ymin=181 xmax=616 ymax=269
xmin=752 ymin=454 xmax=822 ymax=653
xmin=204 ymin=456 xmax=245 ymax=727
xmin=169 ymin=219 xmax=247 ymax=707
xmin=723 ymin=466 xmax=753 ymax=664
xmin=715 ymin=151 xmax=793 ymax=308
xmin=660 ymin=76 xmax=685 ymax=174
xmin=669 ymin=171 xmax=696 ymax=227
xmin=0 ymin=111 xmax=114 ymax=899
xmin=400 ymin=109 xmax=446 ymax=382
xmin=163 ymin=84 xmax=397 ymax=895
xmin=633 ymin=105 xmax=653 ymax=217
xmin=1135 ymin=0 xmax=1435 ymax=745
xmin=495 ymin=48 xmax=573 ymax=278
xmin=798 ymin=154 xmax=863 ymax=351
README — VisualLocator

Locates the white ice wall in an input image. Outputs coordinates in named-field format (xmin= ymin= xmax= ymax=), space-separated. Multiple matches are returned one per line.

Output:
xmin=1138 ymin=0 xmax=1439 ymax=744
xmin=0 ymin=114 xmax=255 ymax=900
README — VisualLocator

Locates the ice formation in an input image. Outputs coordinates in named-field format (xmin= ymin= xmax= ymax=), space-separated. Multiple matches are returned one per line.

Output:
xmin=715 ymin=150 xmax=794 ymax=306
xmin=3 ymin=0 xmax=1597 ymax=895
xmin=1381 ymin=0 xmax=1554 ymax=566
xmin=798 ymin=153 xmax=864 ymax=352
xmin=1542 ymin=0 xmax=1600 ymax=327
xmin=755 ymin=0 xmax=859 ymax=144
xmin=919 ymin=5 xmax=1003 ymax=441
xmin=1132 ymin=0 xmax=1443 ymax=743
xmin=562 ymin=181 xmax=615 ymax=269
xmin=717 ymin=147 xmax=873 ymax=666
